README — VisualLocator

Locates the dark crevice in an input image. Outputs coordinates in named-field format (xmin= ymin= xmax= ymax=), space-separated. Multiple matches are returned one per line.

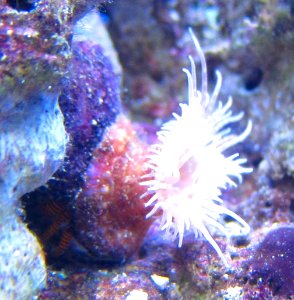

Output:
xmin=243 ymin=67 xmax=263 ymax=90
xmin=7 ymin=0 xmax=39 ymax=12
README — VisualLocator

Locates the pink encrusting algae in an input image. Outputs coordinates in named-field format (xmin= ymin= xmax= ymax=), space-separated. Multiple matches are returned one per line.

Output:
xmin=141 ymin=28 xmax=252 ymax=267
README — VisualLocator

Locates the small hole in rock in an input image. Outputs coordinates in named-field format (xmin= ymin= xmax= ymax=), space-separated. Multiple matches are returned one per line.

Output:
xmin=244 ymin=67 xmax=263 ymax=90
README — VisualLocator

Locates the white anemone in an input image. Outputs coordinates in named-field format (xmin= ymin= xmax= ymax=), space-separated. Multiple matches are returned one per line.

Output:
xmin=141 ymin=28 xmax=252 ymax=267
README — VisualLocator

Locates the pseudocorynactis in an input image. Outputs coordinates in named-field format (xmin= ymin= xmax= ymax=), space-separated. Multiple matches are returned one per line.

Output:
xmin=141 ymin=28 xmax=252 ymax=266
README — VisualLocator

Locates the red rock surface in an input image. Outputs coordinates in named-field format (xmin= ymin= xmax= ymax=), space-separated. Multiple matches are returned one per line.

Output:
xmin=75 ymin=115 xmax=153 ymax=263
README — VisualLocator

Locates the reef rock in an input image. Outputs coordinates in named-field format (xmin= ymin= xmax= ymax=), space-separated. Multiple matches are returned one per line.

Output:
xmin=75 ymin=116 xmax=152 ymax=263
xmin=0 ymin=1 xmax=70 ymax=298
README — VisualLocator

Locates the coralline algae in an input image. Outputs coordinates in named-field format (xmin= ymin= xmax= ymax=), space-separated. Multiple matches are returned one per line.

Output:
xmin=51 ymin=40 xmax=122 ymax=203
xmin=250 ymin=225 xmax=294 ymax=297
xmin=0 ymin=1 xmax=71 ymax=106
xmin=75 ymin=116 xmax=151 ymax=263
xmin=23 ymin=12 xmax=124 ymax=262
xmin=23 ymin=11 xmax=156 ymax=266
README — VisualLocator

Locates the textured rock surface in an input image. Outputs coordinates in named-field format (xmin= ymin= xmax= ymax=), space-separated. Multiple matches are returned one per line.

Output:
xmin=0 ymin=212 xmax=46 ymax=300
xmin=263 ymin=118 xmax=294 ymax=180
xmin=0 ymin=1 xmax=71 ymax=104
xmin=75 ymin=116 xmax=151 ymax=263
xmin=250 ymin=225 xmax=294 ymax=297
xmin=0 ymin=93 xmax=67 ymax=202
xmin=0 ymin=92 xmax=68 ymax=289
xmin=22 ymin=11 xmax=123 ymax=264
xmin=0 ymin=0 xmax=71 ymax=298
